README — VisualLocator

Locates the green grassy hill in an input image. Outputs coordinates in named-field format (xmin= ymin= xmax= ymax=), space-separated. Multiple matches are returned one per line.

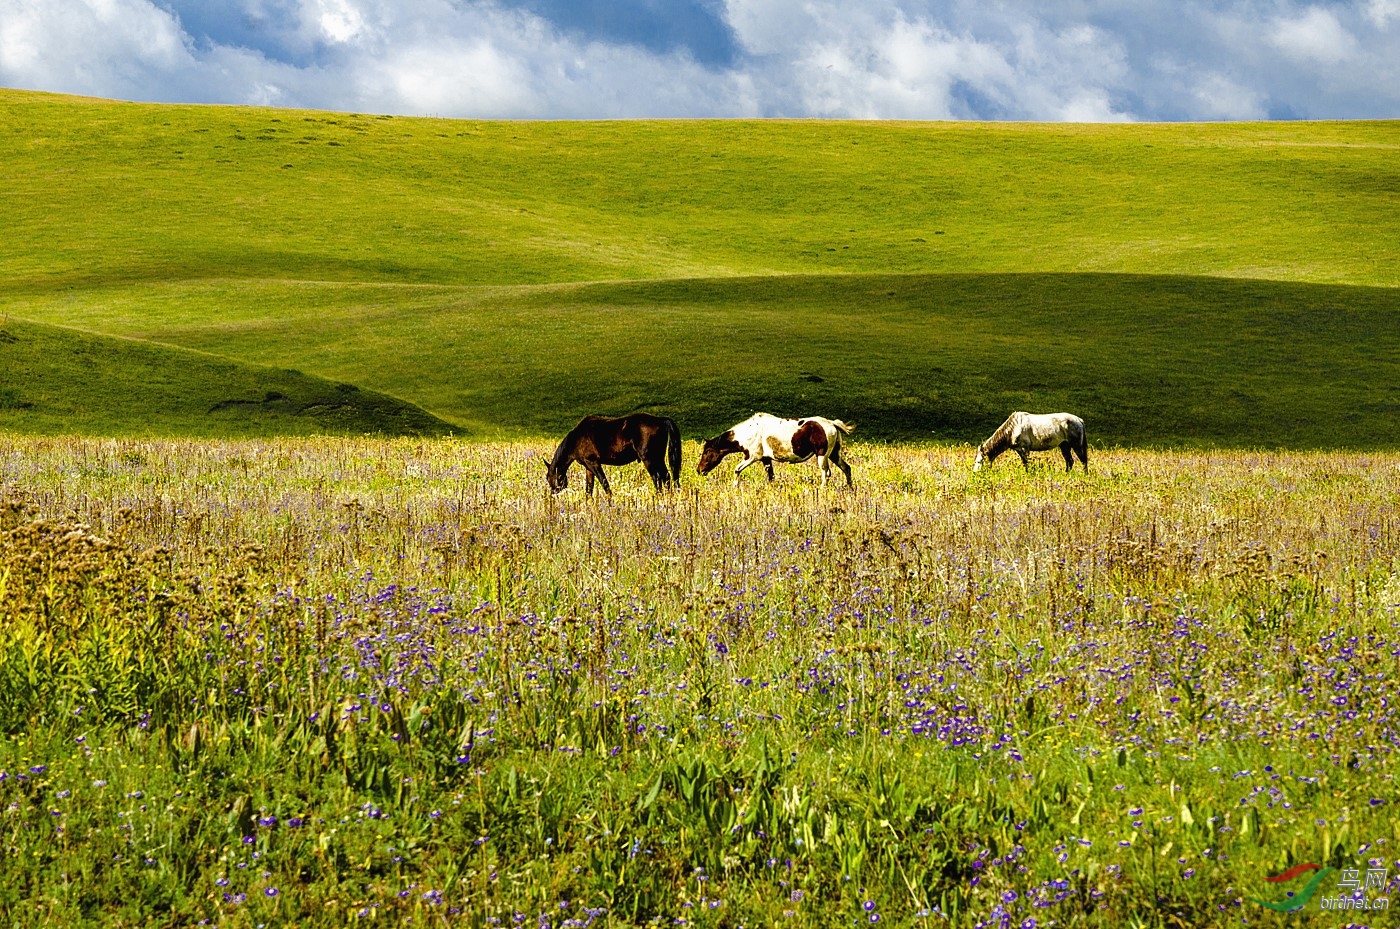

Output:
xmin=2 ymin=89 xmax=1397 ymax=444
xmin=0 ymin=318 xmax=452 ymax=437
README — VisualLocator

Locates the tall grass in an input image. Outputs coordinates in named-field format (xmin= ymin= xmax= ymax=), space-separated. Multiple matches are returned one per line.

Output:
xmin=2 ymin=436 xmax=1397 ymax=926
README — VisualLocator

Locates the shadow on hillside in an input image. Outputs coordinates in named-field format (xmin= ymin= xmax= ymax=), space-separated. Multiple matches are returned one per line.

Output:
xmin=486 ymin=272 xmax=1400 ymax=448
xmin=6 ymin=272 xmax=1397 ymax=447
xmin=0 ymin=320 xmax=455 ymax=438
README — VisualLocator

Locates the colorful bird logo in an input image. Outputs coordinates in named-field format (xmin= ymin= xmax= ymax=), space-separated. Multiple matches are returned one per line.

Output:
xmin=1248 ymin=863 xmax=1333 ymax=912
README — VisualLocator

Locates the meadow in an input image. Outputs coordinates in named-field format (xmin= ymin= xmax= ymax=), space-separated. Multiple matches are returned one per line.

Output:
xmin=2 ymin=435 xmax=1397 ymax=927
xmin=3 ymin=90 xmax=1399 ymax=444
xmin=2 ymin=89 xmax=1399 ymax=928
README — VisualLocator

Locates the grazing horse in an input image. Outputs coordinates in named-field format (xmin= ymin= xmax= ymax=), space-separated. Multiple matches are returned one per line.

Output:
xmin=546 ymin=413 xmax=682 ymax=496
xmin=974 ymin=411 xmax=1088 ymax=472
xmin=697 ymin=412 xmax=855 ymax=487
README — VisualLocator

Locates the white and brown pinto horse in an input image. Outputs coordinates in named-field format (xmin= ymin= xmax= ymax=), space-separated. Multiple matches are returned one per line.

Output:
xmin=974 ymin=411 xmax=1088 ymax=472
xmin=697 ymin=413 xmax=855 ymax=487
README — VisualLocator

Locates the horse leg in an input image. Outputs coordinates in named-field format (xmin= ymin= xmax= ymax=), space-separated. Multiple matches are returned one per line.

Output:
xmin=637 ymin=442 xmax=667 ymax=493
xmin=832 ymin=448 xmax=853 ymax=488
xmin=584 ymin=470 xmax=595 ymax=496
xmin=657 ymin=450 xmax=675 ymax=490
xmin=583 ymin=461 xmax=611 ymax=497
xmin=1060 ymin=443 xmax=1074 ymax=472
xmin=639 ymin=449 xmax=659 ymax=491
xmin=662 ymin=450 xmax=678 ymax=490
xmin=649 ymin=458 xmax=669 ymax=492
xmin=762 ymin=458 xmax=775 ymax=482
xmin=734 ymin=456 xmax=757 ymax=486
xmin=816 ymin=455 xmax=829 ymax=486
xmin=1016 ymin=448 xmax=1030 ymax=470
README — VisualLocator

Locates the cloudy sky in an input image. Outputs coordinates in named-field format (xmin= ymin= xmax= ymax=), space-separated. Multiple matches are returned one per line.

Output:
xmin=2 ymin=0 xmax=1398 ymax=120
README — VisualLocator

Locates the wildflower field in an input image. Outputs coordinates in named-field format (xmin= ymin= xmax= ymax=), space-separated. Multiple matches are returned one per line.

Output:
xmin=1 ymin=435 xmax=1397 ymax=928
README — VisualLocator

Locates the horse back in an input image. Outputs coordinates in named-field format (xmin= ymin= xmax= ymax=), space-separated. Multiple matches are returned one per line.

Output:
xmin=730 ymin=413 xmax=777 ymax=451
xmin=565 ymin=415 xmax=635 ymax=465
xmin=1048 ymin=412 xmax=1085 ymax=442
xmin=620 ymin=412 xmax=673 ymax=446
xmin=1013 ymin=412 xmax=1083 ymax=449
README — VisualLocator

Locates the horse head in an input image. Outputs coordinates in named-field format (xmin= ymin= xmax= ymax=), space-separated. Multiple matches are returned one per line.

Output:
xmin=545 ymin=458 xmax=568 ymax=494
xmin=696 ymin=437 xmax=726 ymax=475
xmin=697 ymin=431 xmax=744 ymax=475
xmin=972 ymin=443 xmax=988 ymax=472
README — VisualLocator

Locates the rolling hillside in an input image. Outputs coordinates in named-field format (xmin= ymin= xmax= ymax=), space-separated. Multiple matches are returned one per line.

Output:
xmin=0 ymin=317 xmax=452 ymax=437
xmin=2 ymin=89 xmax=1397 ymax=443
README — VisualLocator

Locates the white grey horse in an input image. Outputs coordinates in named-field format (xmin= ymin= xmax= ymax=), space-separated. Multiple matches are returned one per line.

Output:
xmin=974 ymin=411 xmax=1087 ymax=472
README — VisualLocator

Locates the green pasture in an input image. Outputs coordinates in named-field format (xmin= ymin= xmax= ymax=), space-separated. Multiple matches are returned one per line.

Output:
xmin=5 ymin=91 xmax=1400 ymax=929
xmin=0 ymin=317 xmax=451 ymax=437
xmin=2 ymin=89 xmax=1398 ymax=444
xmin=6 ymin=273 xmax=1397 ymax=445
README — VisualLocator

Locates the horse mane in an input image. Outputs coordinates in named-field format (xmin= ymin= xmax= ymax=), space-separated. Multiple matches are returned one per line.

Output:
xmin=981 ymin=414 xmax=1017 ymax=459
xmin=549 ymin=425 xmax=580 ymax=478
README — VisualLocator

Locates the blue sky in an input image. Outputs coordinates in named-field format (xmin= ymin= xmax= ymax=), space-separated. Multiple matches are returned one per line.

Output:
xmin=2 ymin=0 xmax=1398 ymax=119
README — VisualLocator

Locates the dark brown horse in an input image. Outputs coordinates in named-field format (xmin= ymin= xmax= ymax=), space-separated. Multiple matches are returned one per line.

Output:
xmin=546 ymin=413 xmax=682 ymax=496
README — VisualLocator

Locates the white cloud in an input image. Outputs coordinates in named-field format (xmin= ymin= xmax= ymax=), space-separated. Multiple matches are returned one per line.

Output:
xmin=1366 ymin=0 xmax=1400 ymax=28
xmin=0 ymin=0 xmax=192 ymax=98
xmin=1187 ymin=72 xmax=1268 ymax=121
xmin=0 ymin=0 xmax=1397 ymax=119
xmin=722 ymin=0 xmax=821 ymax=57
xmin=311 ymin=0 xmax=369 ymax=44
xmin=1271 ymin=6 xmax=1359 ymax=65
xmin=330 ymin=5 xmax=743 ymax=118
xmin=719 ymin=1 xmax=1135 ymax=119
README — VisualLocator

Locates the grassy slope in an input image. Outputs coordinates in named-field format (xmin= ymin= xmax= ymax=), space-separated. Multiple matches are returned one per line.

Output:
xmin=0 ymin=318 xmax=453 ymax=437
xmin=10 ymin=274 xmax=1397 ymax=445
xmin=2 ymin=89 xmax=1398 ymax=442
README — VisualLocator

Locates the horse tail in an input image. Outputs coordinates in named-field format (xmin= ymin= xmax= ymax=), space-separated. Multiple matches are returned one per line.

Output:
xmin=831 ymin=419 xmax=856 ymax=435
xmin=665 ymin=416 xmax=682 ymax=487
xmin=1076 ymin=422 xmax=1089 ymax=469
